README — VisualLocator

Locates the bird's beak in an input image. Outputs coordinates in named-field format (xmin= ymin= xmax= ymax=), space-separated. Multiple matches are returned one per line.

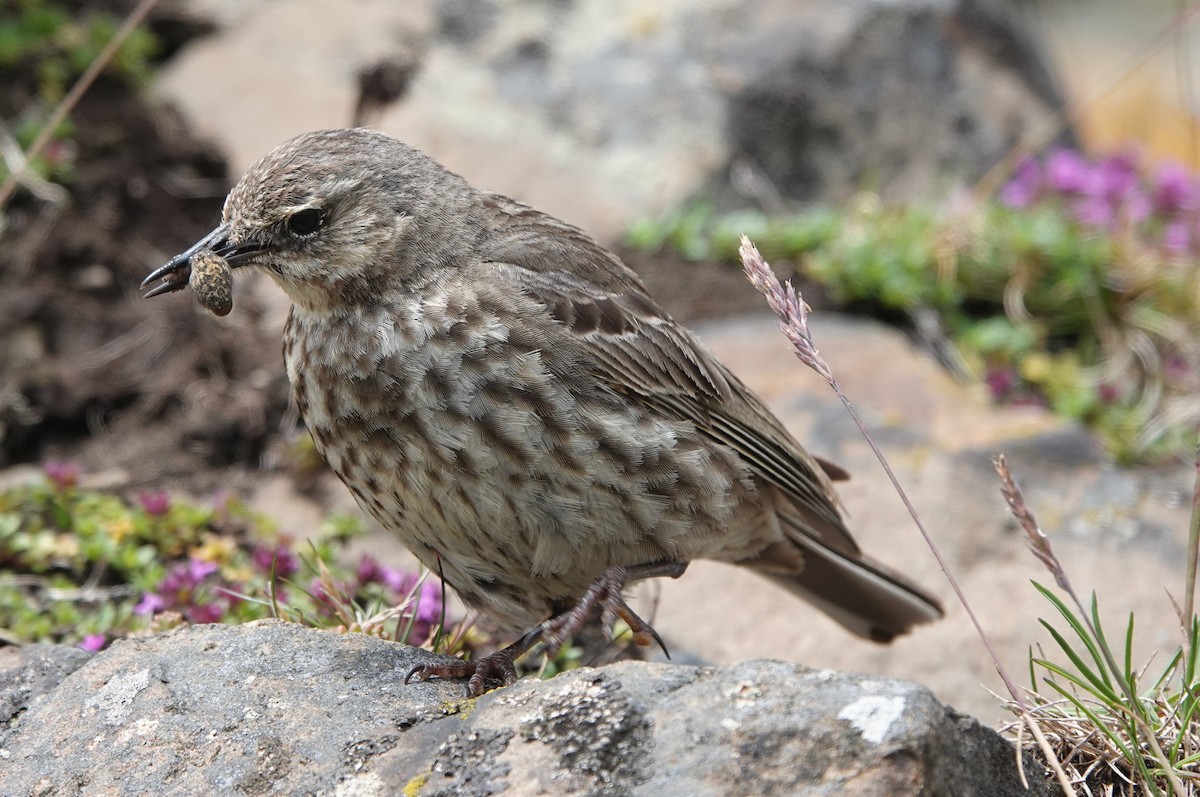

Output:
xmin=140 ymin=224 xmax=267 ymax=298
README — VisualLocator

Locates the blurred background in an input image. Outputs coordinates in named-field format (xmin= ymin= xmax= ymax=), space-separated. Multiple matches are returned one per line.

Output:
xmin=2 ymin=0 xmax=1199 ymax=731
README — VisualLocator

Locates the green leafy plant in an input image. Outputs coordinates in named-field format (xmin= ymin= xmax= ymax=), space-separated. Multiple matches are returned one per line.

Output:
xmin=630 ymin=149 xmax=1200 ymax=463
xmin=0 ymin=462 xmax=604 ymax=686
xmin=0 ymin=0 xmax=159 ymax=199
xmin=0 ymin=462 xmax=443 ymax=651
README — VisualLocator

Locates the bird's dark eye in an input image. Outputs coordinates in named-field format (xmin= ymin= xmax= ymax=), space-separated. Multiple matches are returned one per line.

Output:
xmin=287 ymin=208 xmax=324 ymax=236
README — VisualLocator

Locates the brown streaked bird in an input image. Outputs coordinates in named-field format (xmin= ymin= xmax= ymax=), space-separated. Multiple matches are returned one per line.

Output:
xmin=143 ymin=128 xmax=942 ymax=695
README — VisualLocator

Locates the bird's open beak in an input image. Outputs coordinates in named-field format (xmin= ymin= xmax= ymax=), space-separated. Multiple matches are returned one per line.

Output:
xmin=140 ymin=224 xmax=267 ymax=298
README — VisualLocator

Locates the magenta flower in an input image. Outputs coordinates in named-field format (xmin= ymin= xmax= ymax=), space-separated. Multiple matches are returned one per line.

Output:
xmin=356 ymin=554 xmax=384 ymax=585
xmin=43 ymin=460 xmax=80 ymax=490
xmin=186 ymin=603 xmax=225 ymax=624
xmin=138 ymin=558 xmax=226 ymax=618
xmin=1044 ymin=148 xmax=1091 ymax=194
xmin=134 ymin=592 xmax=166 ymax=615
xmin=1163 ymin=218 xmax=1191 ymax=253
xmin=406 ymin=578 xmax=445 ymax=645
xmin=1092 ymin=151 xmax=1141 ymax=203
xmin=381 ymin=566 xmax=417 ymax=595
xmin=78 ymin=634 xmax=106 ymax=652
xmin=252 ymin=544 xmax=299 ymax=578
xmin=138 ymin=490 xmax=171 ymax=516
xmin=1152 ymin=162 xmax=1197 ymax=215
xmin=1071 ymin=195 xmax=1116 ymax=230
xmin=1121 ymin=189 xmax=1151 ymax=224
xmin=984 ymin=367 xmax=1017 ymax=398
xmin=181 ymin=558 xmax=219 ymax=586
xmin=1000 ymin=158 xmax=1042 ymax=208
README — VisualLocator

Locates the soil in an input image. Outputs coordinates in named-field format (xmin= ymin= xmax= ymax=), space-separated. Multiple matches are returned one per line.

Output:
xmin=0 ymin=9 xmax=291 ymax=491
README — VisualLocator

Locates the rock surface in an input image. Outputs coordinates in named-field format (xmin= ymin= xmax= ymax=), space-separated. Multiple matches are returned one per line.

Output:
xmin=157 ymin=0 xmax=1067 ymax=240
xmin=0 ymin=621 xmax=1058 ymax=797
xmin=0 ymin=644 xmax=94 ymax=728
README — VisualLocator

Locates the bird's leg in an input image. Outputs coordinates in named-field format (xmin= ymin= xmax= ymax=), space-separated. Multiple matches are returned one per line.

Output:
xmin=541 ymin=561 xmax=686 ymax=655
xmin=405 ymin=561 xmax=687 ymax=697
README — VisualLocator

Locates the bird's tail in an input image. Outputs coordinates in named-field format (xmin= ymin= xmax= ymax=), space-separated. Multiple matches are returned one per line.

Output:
xmin=749 ymin=529 xmax=944 ymax=643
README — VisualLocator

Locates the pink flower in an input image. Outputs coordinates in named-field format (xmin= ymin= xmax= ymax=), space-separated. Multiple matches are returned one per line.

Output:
xmin=405 ymin=578 xmax=445 ymax=645
xmin=78 ymin=634 xmax=106 ymax=652
xmin=1000 ymin=158 xmax=1042 ymax=208
xmin=381 ymin=566 xmax=417 ymax=595
xmin=43 ymin=460 xmax=80 ymax=490
xmin=356 ymin=554 xmax=384 ymax=585
xmin=134 ymin=592 xmax=166 ymax=615
xmin=1163 ymin=218 xmax=1191 ymax=253
xmin=1152 ymin=162 xmax=1198 ymax=215
xmin=186 ymin=604 xmax=225 ymax=624
xmin=252 ymin=545 xmax=299 ymax=578
xmin=1071 ymin=195 xmax=1116 ymax=230
xmin=1091 ymin=151 xmax=1141 ymax=203
xmin=1044 ymin=148 xmax=1091 ymax=194
xmin=985 ymin=367 xmax=1017 ymax=398
xmin=138 ymin=490 xmax=171 ymax=516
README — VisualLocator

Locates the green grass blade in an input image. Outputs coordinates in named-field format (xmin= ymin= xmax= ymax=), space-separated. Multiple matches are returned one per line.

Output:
xmin=1186 ymin=616 xmax=1200 ymax=687
xmin=1028 ymin=645 xmax=1038 ymax=694
xmin=1152 ymin=648 xmax=1183 ymax=694
xmin=1037 ymin=619 xmax=1122 ymax=704
xmin=1042 ymin=677 xmax=1138 ymax=762
xmin=1034 ymin=582 xmax=1116 ymax=694
xmin=1124 ymin=610 xmax=1135 ymax=688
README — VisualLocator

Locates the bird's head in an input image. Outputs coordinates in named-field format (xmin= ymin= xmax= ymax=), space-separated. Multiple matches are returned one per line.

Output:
xmin=142 ymin=128 xmax=479 ymax=314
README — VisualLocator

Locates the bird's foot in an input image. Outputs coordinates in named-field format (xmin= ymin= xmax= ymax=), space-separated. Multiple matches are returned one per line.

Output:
xmin=405 ymin=626 xmax=541 ymax=698
xmin=542 ymin=562 xmax=685 ymax=658
xmin=404 ymin=562 xmax=686 ymax=697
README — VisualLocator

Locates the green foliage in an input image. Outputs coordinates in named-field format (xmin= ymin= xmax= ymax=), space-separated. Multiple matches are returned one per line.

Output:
xmin=1024 ymin=585 xmax=1199 ymax=793
xmin=0 ymin=0 xmax=159 ymax=99
xmin=0 ymin=0 xmax=159 ymax=190
xmin=0 ymin=468 xmax=604 ymax=685
xmin=628 ymin=199 xmax=1200 ymax=462
xmin=0 ymin=469 xmax=449 ymax=650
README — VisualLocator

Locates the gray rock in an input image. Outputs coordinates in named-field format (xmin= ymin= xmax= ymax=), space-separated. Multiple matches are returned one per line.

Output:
xmin=0 ymin=644 xmax=94 ymax=728
xmin=0 ymin=621 xmax=1057 ymax=796
xmin=724 ymin=0 xmax=1071 ymax=206
xmin=156 ymin=0 xmax=1068 ymax=241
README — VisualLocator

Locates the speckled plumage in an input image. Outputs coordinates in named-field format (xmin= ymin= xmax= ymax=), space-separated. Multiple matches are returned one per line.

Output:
xmin=148 ymin=128 xmax=942 ymax=650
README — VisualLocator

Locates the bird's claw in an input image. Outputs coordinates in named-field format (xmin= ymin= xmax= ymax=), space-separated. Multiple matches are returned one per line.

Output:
xmin=405 ymin=651 xmax=519 ymax=698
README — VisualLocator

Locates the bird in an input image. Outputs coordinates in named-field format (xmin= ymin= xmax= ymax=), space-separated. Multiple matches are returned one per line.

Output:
xmin=142 ymin=128 xmax=942 ymax=696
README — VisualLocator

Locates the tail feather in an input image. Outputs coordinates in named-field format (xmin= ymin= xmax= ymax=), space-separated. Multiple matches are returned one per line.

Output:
xmin=753 ymin=532 xmax=944 ymax=643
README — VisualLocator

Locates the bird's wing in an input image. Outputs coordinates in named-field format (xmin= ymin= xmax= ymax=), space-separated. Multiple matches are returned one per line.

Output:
xmin=478 ymin=194 xmax=859 ymax=556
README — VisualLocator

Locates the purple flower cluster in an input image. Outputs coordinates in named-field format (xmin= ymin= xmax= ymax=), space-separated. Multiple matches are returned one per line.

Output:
xmin=1001 ymin=148 xmax=1199 ymax=253
xmin=131 ymin=546 xmax=443 ymax=643
xmin=135 ymin=558 xmax=237 ymax=624
xmin=251 ymin=544 xmax=299 ymax=578
xmin=356 ymin=554 xmax=444 ymax=644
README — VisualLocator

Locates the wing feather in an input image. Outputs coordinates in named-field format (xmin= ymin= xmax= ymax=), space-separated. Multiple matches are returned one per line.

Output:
xmin=478 ymin=192 xmax=858 ymax=555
